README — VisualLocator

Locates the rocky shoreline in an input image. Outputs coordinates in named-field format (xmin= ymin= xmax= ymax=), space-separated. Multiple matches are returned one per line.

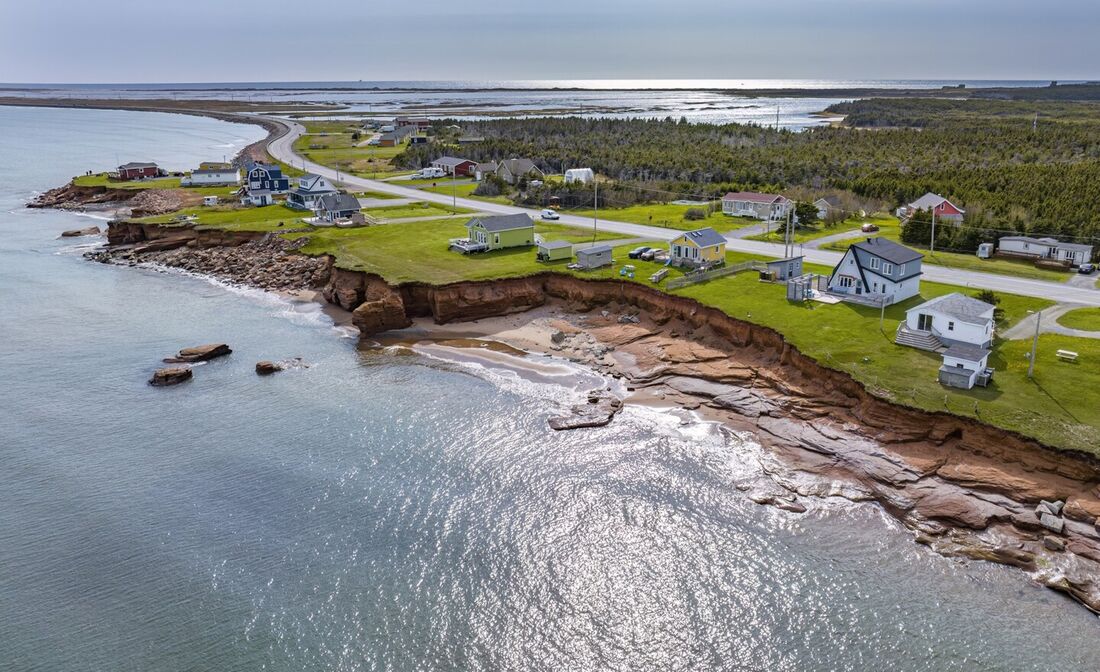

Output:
xmin=67 ymin=218 xmax=1100 ymax=614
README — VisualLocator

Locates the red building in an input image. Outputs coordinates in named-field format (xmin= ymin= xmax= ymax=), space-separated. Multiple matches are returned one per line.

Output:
xmin=117 ymin=161 xmax=159 ymax=180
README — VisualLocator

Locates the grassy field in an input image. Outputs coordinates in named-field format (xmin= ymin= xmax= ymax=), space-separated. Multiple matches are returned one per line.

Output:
xmin=420 ymin=182 xmax=513 ymax=205
xmin=285 ymin=217 xmax=1100 ymax=452
xmin=564 ymin=203 xmax=755 ymax=231
xmin=1057 ymin=307 xmax=1100 ymax=331
xmin=292 ymin=131 xmax=407 ymax=177
xmin=140 ymin=204 xmax=309 ymax=232
xmin=364 ymin=202 xmax=476 ymax=221
xmin=74 ymin=173 xmax=182 ymax=189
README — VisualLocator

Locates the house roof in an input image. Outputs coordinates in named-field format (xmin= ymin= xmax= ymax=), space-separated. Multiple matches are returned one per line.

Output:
xmin=192 ymin=167 xmax=239 ymax=175
xmin=498 ymin=158 xmax=540 ymax=176
xmin=766 ymin=256 xmax=803 ymax=267
xmin=722 ymin=191 xmax=787 ymax=204
xmin=295 ymin=174 xmax=334 ymax=193
xmin=477 ymin=161 xmax=498 ymax=172
xmin=577 ymin=244 xmax=613 ymax=257
xmin=942 ymin=343 xmax=990 ymax=363
xmin=466 ymin=213 xmax=534 ymax=233
xmin=432 ymin=156 xmax=474 ymax=167
xmin=677 ymin=227 xmax=726 ymax=248
xmin=908 ymin=192 xmax=964 ymax=213
xmin=852 ymin=237 xmax=923 ymax=264
xmin=539 ymin=240 xmax=573 ymax=250
xmin=119 ymin=161 xmax=157 ymax=169
xmin=814 ymin=196 xmax=841 ymax=207
xmin=1000 ymin=235 xmax=1094 ymax=254
xmin=907 ymin=292 xmax=994 ymax=325
xmin=317 ymin=193 xmax=360 ymax=212
xmin=245 ymin=161 xmax=282 ymax=177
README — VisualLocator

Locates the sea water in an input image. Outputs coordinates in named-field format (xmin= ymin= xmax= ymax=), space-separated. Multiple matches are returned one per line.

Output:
xmin=1 ymin=106 xmax=1098 ymax=671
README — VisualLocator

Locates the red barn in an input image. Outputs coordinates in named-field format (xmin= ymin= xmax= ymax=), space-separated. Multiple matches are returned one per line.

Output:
xmin=117 ymin=161 xmax=159 ymax=181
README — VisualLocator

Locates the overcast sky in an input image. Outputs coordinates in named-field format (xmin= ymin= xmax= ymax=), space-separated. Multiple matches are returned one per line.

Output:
xmin=2 ymin=0 xmax=1098 ymax=83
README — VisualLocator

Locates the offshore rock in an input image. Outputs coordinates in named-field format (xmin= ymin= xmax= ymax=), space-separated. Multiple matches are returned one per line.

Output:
xmin=149 ymin=367 xmax=192 ymax=387
xmin=164 ymin=343 xmax=232 ymax=363
xmin=60 ymin=226 xmax=101 ymax=237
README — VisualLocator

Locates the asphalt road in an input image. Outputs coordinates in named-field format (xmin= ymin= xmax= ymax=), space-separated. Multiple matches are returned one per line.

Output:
xmin=264 ymin=117 xmax=1100 ymax=307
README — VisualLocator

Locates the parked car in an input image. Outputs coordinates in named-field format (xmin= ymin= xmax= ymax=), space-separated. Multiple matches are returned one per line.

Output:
xmin=640 ymin=249 xmax=660 ymax=261
xmin=540 ymin=209 xmax=560 ymax=220
xmin=627 ymin=246 xmax=652 ymax=259
xmin=1078 ymin=263 xmax=1096 ymax=274
xmin=860 ymin=222 xmax=879 ymax=233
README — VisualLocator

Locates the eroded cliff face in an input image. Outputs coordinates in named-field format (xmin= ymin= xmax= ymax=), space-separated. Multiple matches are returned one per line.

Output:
xmin=106 ymin=220 xmax=262 ymax=249
xmin=29 ymin=183 xmax=187 ymax=216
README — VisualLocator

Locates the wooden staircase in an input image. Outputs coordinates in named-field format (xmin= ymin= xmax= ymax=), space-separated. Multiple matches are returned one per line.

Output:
xmin=895 ymin=323 xmax=944 ymax=352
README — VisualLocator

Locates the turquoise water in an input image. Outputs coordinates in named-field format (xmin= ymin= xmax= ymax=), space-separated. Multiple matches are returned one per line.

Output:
xmin=1 ymin=106 xmax=1099 ymax=671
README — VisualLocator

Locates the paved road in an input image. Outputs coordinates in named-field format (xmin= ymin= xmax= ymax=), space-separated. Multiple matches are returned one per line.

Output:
xmin=1002 ymin=303 xmax=1100 ymax=340
xmin=264 ymin=116 xmax=1100 ymax=307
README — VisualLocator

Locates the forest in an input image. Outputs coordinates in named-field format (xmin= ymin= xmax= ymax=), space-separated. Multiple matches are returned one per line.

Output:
xmin=398 ymin=98 xmax=1100 ymax=243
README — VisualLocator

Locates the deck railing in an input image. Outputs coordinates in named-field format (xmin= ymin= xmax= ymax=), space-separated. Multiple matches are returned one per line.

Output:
xmin=665 ymin=261 xmax=766 ymax=290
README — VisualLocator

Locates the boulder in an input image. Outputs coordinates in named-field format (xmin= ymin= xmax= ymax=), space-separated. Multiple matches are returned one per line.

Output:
xmin=1040 ymin=499 xmax=1065 ymax=516
xmin=164 ymin=343 xmax=232 ymax=363
xmin=550 ymin=330 xmax=567 ymax=345
xmin=149 ymin=367 xmax=192 ymax=387
xmin=1039 ymin=512 xmax=1065 ymax=534
xmin=60 ymin=225 xmax=101 ymax=237
xmin=255 ymin=361 xmax=283 ymax=375
xmin=1043 ymin=536 xmax=1067 ymax=552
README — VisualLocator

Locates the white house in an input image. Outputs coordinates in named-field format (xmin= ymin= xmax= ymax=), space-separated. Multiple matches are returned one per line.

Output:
xmin=997 ymin=235 xmax=1093 ymax=267
xmin=938 ymin=344 xmax=993 ymax=390
xmin=286 ymin=173 xmax=337 ymax=210
xmin=181 ymin=166 xmax=240 ymax=186
xmin=814 ymin=196 xmax=841 ymax=220
xmin=240 ymin=188 xmax=274 ymax=207
xmin=564 ymin=168 xmax=595 ymax=185
xmin=897 ymin=192 xmax=965 ymax=224
xmin=826 ymin=237 xmax=923 ymax=305
xmin=899 ymin=292 xmax=995 ymax=351
xmin=721 ymin=191 xmax=791 ymax=220
xmin=474 ymin=161 xmax=498 ymax=181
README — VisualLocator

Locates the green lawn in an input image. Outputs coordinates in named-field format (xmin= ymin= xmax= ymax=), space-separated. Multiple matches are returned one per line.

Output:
xmin=139 ymin=204 xmax=310 ymax=233
xmin=292 ymin=132 xmax=408 ymax=177
xmin=749 ymin=213 xmax=901 ymax=244
xmin=535 ymin=222 xmax=622 ymax=244
xmin=1057 ymin=307 xmax=1100 ymax=331
xmin=564 ymin=203 xmax=753 ymax=232
xmin=74 ymin=173 xmax=182 ymax=190
xmin=420 ymin=182 xmax=513 ymax=205
xmin=364 ymin=202 xmax=476 ymax=221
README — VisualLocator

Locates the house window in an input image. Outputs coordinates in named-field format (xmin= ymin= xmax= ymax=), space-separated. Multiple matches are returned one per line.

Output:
xmin=883 ymin=263 xmax=893 ymax=274
xmin=948 ymin=321 xmax=955 ymax=331
xmin=869 ymin=257 xmax=880 ymax=270
xmin=899 ymin=263 xmax=906 ymax=275
xmin=494 ymin=234 xmax=500 ymax=244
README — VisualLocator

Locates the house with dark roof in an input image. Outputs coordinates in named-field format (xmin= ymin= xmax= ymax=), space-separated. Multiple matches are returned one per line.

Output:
xmin=495 ymin=159 xmax=544 ymax=185
xmin=243 ymin=161 xmax=290 ymax=194
xmin=117 ymin=161 xmax=159 ymax=180
xmin=378 ymin=125 xmax=416 ymax=147
xmin=669 ymin=227 xmax=727 ymax=268
xmin=827 ymin=237 xmax=923 ymax=305
xmin=286 ymin=173 xmax=337 ymax=210
xmin=899 ymin=292 xmax=995 ymax=351
xmin=897 ymin=192 xmax=965 ymax=224
xmin=452 ymin=214 xmax=535 ymax=253
xmin=814 ymin=196 xmax=842 ymax=220
xmin=721 ymin=191 xmax=792 ymax=221
xmin=430 ymin=156 xmax=477 ymax=177
xmin=939 ymin=344 xmax=993 ymax=390
xmin=315 ymin=193 xmax=362 ymax=223
xmin=474 ymin=161 xmax=499 ymax=181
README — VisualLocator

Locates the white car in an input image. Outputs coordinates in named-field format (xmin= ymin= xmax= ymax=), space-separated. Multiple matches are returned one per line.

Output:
xmin=541 ymin=209 xmax=560 ymax=220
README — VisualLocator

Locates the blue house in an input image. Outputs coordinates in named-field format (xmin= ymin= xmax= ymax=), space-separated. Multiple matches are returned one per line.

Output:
xmin=244 ymin=161 xmax=289 ymax=194
xmin=827 ymin=237 xmax=923 ymax=305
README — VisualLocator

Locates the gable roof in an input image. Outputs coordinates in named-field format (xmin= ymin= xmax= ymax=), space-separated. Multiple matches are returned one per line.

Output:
xmin=295 ymin=173 xmax=334 ymax=192
xmin=814 ymin=196 xmax=841 ymax=208
xmin=245 ymin=161 xmax=283 ymax=178
xmin=722 ymin=191 xmax=788 ymax=204
xmin=851 ymin=237 xmax=923 ymax=265
xmin=497 ymin=159 xmax=540 ymax=176
xmin=476 ymin=161 xmax=498 ymax=173
xmin=317 ymin=193 xmax=360 ymax=213
xmin=942 ymin=343 xmax=990 ymax=363
xmin=465 ymin=213 xmax=534 ymax=233
xmin=677 ymin=227 xmax=726 ymax=247
xmin=431 ymin=156 xmax=474 ymax=168
xmin=908 ymin=192 xmax=964 ymax=214
xmin=539 ymin=239 xmax=573 ymax=250
xmin=119 ymin=161 xmax=157 ymax=170
xmin=907 ymin=292 xmax=994 ymax=325
xmin=192 ymin=167 xmax=239 ymax=175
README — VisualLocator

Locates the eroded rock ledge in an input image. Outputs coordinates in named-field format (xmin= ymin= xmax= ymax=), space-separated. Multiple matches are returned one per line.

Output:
xmin=98 ymin=221 xmax=1100 ymax=612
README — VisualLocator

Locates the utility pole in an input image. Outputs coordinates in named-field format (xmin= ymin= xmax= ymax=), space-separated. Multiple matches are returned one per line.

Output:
xmin=592 ymin=179 xmax=599 ymax=245
xmin=1028 ymin=309 xmax=1042 ymax=378
xmin=451 ymin=165 xmax=457 ymax=212
xmin=929 ymin=208 xmax=937 ymax=255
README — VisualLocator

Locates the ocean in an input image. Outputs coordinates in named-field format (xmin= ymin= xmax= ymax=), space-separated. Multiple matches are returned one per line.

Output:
xmin=1 ymin=79 xmax=1069 ymax=129
xmin=1 ymin=105 xmax=1098 ymax=671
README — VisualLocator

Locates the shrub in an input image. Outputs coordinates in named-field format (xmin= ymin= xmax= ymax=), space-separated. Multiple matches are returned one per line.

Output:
xmin=684 ymin=208 xmax=706 ymax=221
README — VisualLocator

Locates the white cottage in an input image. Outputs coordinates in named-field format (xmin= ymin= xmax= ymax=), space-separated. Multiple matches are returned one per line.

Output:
xmin=286 ymin=173 xmax=337 ymax=210
xmin=997 ymin=236 xmax=1093 ymax=267
xmin=938 ymin=344 xmax=993 ymax=390
xmin=899 ymin=292 xmax=995 ymax=350
xmin=826 ymin=237 xmax=923 ymax=305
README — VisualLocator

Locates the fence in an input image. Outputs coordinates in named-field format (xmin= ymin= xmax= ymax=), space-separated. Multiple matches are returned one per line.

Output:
xmin=665 ymin=261 xmax=767 ymax=290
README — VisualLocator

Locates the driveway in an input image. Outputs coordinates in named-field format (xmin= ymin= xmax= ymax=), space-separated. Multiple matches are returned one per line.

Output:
xmin=262 ymin=116 xmax=1100 ymax=307
xmin=1001 ymin=303 xmax=1100 ymax=340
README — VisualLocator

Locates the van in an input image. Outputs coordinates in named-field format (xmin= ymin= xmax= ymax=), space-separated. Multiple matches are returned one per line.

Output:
xmin=414 ymin=167 xmax=446 ymax=179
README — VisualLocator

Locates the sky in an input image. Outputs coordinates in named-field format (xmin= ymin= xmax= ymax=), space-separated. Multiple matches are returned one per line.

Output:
xmin=1 ymin=0 xmax=1098 ymax=83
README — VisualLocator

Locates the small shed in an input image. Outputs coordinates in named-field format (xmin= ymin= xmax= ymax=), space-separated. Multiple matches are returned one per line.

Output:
xmin=537 ymin=239 xmax=573 ymax=262
xmin=202 ymin=195 xmax=219 ymax=206
xmin=766 ymin=256 xmax=803 ymax=281
xmin=576 ymin=244 xmax=613 ymax=270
